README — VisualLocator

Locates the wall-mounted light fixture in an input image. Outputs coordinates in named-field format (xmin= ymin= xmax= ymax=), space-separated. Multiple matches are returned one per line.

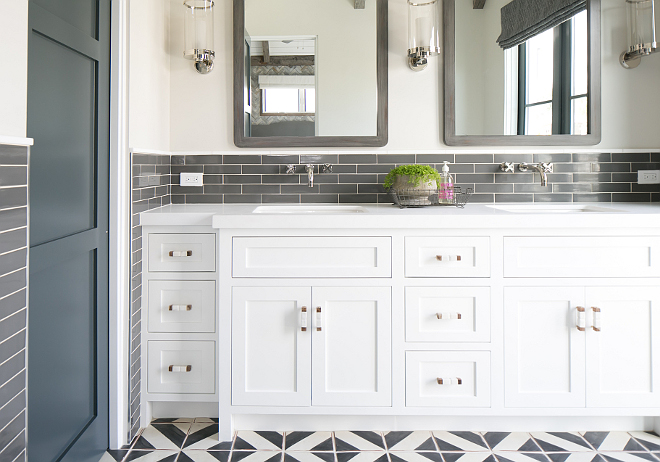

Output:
xmin=183 ymin=0 xmax=215 ymax=74
xmin=620 ymin=0 xmax=657 ymax=68
xmin=407 ymin=0 xmax=441 ymax=71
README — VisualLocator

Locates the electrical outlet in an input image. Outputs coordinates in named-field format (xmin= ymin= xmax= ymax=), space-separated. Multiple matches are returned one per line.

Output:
xmin=638 ymin=170 xmax=660 ymax=184
xmin=180 ymin=172 xmax=203 ymax=186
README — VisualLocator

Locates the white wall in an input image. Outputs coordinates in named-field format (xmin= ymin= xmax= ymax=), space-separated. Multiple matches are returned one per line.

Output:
xmin=160 ymin=0 xmax=660 ymax=151
xmin=245 ymin=0 xmax=377 ymax=137
xmin=0 ymin=1 xmax=29 ymax=138
xmin=129 ymin=0 xmax=171 ymax=151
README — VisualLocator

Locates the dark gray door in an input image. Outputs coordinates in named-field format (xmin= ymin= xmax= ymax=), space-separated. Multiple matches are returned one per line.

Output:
xmin=27 ymin=1 xmax=110 ymax=461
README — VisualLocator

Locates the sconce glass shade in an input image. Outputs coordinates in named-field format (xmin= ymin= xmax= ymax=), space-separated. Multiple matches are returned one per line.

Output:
xmin=407 ymin=0 xmax=441 ymax=71
xmin=183 ymin=0 xmax=215 ymax=74
xmin=626 ymin=0 xmax=657 ymax=54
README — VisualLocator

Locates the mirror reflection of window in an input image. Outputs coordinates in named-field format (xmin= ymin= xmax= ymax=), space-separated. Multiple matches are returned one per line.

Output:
xmin=262 ymin=88 xmax=315 ymax=115
xmin=518 ymin=10 xmax=588 ymax=136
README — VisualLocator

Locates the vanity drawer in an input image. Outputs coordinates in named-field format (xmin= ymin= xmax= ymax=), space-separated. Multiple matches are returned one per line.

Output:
xmin=147 ymin=341 xmax=215 ymax=394
xmin=232 ymin=236 xmax=391 ymax=278
xmin=404 ymin=237 xmax=490 ymax=277
xmin=406 ymin=351 xmax=490 ymax=407
xmin=147 ymin=281 xmax=216 ymax=333
xmin=148 ymin=233 xmax=216 ymax=272
xmin=503 ymin=236 xmax=660 ymax=278
xmin=405 ymin=287 xmax=490 ymax=343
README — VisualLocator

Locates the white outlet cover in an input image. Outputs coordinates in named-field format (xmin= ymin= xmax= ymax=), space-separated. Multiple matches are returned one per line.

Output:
xmin=638 ymin=170 xmax=660 ymax=184
xmin=180 ymin=172 xmax=203 ymax=186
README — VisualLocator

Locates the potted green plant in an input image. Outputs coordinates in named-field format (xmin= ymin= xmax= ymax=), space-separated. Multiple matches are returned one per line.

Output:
xmin=383 ymin=164 xmax=442 ymax=205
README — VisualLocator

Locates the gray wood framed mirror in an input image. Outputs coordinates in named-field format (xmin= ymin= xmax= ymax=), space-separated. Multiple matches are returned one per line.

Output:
xmin=444 ymin=0 xmax=601 ymax=146
xmin=233 ymin=0 xmax=388 ymax=148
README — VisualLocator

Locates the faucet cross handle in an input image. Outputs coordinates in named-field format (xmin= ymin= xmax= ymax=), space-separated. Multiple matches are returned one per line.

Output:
xmin=499 ymin=162 xmax=515 ymax=173
xmin=539 ymin=162 xmax=554 ymax=173
xmin=285 ymin=164 xmax=296 ymax=174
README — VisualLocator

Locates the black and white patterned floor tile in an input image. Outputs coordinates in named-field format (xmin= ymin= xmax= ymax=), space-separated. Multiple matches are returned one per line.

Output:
xmin=482 ymin=433 xmax=542 ymax=452
xmin=334 ymin=431 xmax=386 ymax=451
xmin=389 ymin=451 xmax=444 ymax=462
xmin=230 ymin=451 xmax=283 ymax=462
xmin=179 ymin=451 xmax=231 ymax=462
xmin=581 ymin=433 xmax=647 ymax=452
xmin=441 ymin=452 xmax=497 ymax=462
xmin=234 ymin=431 xmax=284 ymax=451
xmin=335 ymin=451 xmax=388 ymax=462
xmin=184 ymin=423 xmax=232 ymax=450
xmin=432 ymin=432 xmax=490 ymax=452
xmin=284 ymin=451 xmax=336 ymax=462
xmin=132 ymin=423 xmax=193 ymax=450
xmin=383 ymin=431 xmax=437 ymax=451
xmin=530 ymin=433 xmax=593 ymax=453
xmin=598 ymin=452 xmax=657 ymax=462
xmin=122 ymin=450 xmax=179 ymax=462
xmin=544 ymin=453 xmax=604 ymax=462
xmin=493 ymin=452 xmax=551 ymax=462
xmin=285 ymin=431 xmax=334 ymax=451
xmin=629 ymin=433 xmax=660 ymax=452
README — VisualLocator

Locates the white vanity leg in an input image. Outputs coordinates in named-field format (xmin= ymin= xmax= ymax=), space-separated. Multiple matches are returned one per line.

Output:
xmin=218 ymin=413 xmax=234 ymax=442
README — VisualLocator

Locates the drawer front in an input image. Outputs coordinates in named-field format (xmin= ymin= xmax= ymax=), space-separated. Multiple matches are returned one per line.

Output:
xmin=406 ymin=351 xmax=490 ymax=407
xmin=147 ymin=281 xmax=216 ymax=333
xmin=148 ymin=233 xmax=216 ymax=272
xmin=405 ymin=287 xmax=490 ymax=343
xmin=503 ymin=236 xmax=660 ymax=278
xmin=232 ymin=236 xmax=391 ymax=278
xmin=147 ymin=341 xmax=215 ymax=394
xmin=405 ymin=237 xmax=490 ymax=278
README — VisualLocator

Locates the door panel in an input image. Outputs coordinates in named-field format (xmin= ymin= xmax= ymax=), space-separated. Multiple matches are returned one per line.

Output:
xmin=311 ymin=287 xmax=391 ymax=407
xmin=231 ymin=287 xmax=311 ymax=406
xmin=27 ymin=0 xmax=109 ymax=460
xmin=504 ymin=287 xmax=586 ymax=408
xmin=586 ymin=286 xmax=660 ymax=407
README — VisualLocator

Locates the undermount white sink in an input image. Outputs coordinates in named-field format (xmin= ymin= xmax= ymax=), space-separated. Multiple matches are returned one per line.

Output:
xmin=487 ymin=204 xmax=624 ymax=213
xmin=252 ymin=205 xmax=367 ymax=214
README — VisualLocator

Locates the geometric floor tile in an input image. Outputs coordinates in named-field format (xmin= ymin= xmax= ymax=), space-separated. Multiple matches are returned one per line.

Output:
xmin=151 ymin=418 xmax=194 ymax=424
xmin=285 ymin=432 xmax=334 ymax=451
xmin=494 ymin=452 xmax=550 ymax=462
xmin=184 ymin=423 xmax=232 ymax=450
xmin=284 ymin=451 xmax=336 ymax=462
xmin=179 ymin=451 xmax=231 ymax=462
xmin=530 ymin=433 xmax=593 ymax=453
xmin=123 ymin=451 xmax=179 ymax=462
xmin=383 ymin=431 xmax=437 ymax=451
xmin=335 ymin=452 xmax=388 ymax=462
xmin=441 ymin=452 xmax=497 ymax=462
xmin=104 ymin=450 xmax=129 ymax=461
xmin=389 ymin=451 xmax=444 ymax=462
xmin=335 ymin=432 xmax=386 ymax=451
xmin=234 ymin=431 xmax=284 ymax=451
xmin=433 ymin=432 xmax=490 ymax=452
xmin=599 ymin=453 xmax=657 ymax=462
xmin=629 ymin=433 xmax=660 ymax=452
xmin=581 ymin=433 xmax=646 ymax=452
xmin=132 ymin=424 xmax=192 ymax=450
xmin=546 ymin=454 xmax=605 ymax=462
xmin=483 ymin=433 xmax=542 ymax=452
xmin=230 ymin=452 xmax=283 ymax=462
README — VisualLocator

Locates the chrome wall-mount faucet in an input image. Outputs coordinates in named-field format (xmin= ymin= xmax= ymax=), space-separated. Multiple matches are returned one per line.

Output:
xmin=499 ymin=162 xmax=553 ymax=186
xmin=286 ymin=163 xmax=333 ymax=187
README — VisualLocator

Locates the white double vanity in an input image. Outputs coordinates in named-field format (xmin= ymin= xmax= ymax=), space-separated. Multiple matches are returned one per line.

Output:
xmin=140 ymin=203 xmax=660 ymax=441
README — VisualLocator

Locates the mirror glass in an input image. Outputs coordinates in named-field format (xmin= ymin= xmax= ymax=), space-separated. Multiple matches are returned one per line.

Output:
xmin=234 ymin=0 xmax=388 ymax=147
xmin=444 ymin=0 xmax=600 ymax=146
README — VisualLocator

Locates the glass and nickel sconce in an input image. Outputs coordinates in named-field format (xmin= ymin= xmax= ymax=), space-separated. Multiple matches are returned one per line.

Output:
xmin=620 ymin=0 xmax=657 ymax=68
xmin=407 ymin=0 xmax=441 ymax=71
xmin=183 ymin=0 xmax=215 ymax=74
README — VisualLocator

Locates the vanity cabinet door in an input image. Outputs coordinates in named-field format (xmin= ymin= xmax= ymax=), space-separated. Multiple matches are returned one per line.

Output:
xmin=311 ymin=287 xmax=391 ymax=407
xmin=504 ymin=287 xmax=586 ymax=408
xmin=231 ymin=286 xmax=312 ymax=406
xmin=585 ymin=286 xmax=660 ymax=408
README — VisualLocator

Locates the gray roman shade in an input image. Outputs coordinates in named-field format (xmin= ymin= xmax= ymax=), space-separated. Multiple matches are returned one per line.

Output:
xmin=496 ymin=0 xmax=586 ymax=49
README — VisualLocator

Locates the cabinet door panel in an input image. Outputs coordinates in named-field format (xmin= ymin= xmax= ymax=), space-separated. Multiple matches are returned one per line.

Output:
xmin=586 ymin=286 xmax=660 ymax=407
xmin=311 ymin=287 xmax=391 ymax=407
xmin=504 ymin=287 xmax=586 ymax=408
xmin=232 ymin=287 xmax=311 ymax=406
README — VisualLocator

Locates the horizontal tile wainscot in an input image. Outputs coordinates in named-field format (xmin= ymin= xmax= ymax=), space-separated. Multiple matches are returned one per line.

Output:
xmin=138 ymin=204 xmax=660 ymax=440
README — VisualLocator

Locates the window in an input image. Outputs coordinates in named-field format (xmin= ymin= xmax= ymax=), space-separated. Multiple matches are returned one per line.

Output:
xmin=518 ymin=10 xmax=587 ymax=135
xmin=261 ymin=88 xmax=315 ymax=116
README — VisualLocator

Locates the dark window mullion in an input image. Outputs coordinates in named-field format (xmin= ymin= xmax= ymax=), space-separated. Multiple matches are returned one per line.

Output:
xmin=560 ymin=20 xmax=572 ymax=134
xmin=517 ymin=43 xmax=527 ymax=135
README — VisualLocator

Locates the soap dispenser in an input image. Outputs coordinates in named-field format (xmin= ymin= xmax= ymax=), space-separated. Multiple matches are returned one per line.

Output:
xmin=438 ymin=161 xmax=454 ymax=205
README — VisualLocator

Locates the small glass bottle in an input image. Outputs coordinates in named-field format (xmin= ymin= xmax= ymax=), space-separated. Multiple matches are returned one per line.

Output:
xmin=438 ymin=161 xmax=454 ymax=205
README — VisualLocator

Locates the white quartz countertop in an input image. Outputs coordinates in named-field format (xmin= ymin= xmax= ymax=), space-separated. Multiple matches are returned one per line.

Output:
xmin=139 ymin=203 xmax=660 ymax=229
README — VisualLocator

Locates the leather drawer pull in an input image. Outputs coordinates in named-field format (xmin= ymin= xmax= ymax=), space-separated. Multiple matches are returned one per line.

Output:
xmin=436 ymin=312 xmax=462 ymax=320
xmin=169 ymin=250 xmax=193 ymax=257
xmin=168 ymin=365 xmax=192 ymax=372
xmin=436 ymin=255 xmax=462 ymax=261
xmin=168 ymin=304 xmax=192 ymax=311
xmin=437 ymin=377 xmax=463 ymax=385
